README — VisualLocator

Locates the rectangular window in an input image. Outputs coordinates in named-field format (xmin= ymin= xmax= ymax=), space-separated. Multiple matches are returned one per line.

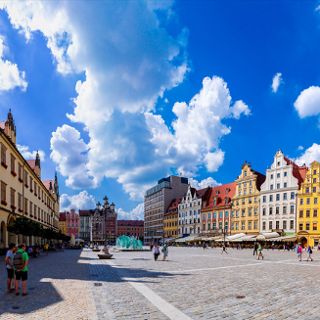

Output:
xmin=284 ymin=182 xmax=287 ymax=188
xmin=29 ymin=201 xmax=33 ymax=216
xmin=24 ymin=170 xmax=28 ymax=187
xmin=313 ymin=178 xmax=317 ymax=183
xmin=300 ymin=198 xmax=303 ymax=205
xmin=299 ymin=210 xmax=303 ymax=218
xmin=269 ymin=221 xmax=272 ymax=230
xmin=34 ymin=182 xmax=37 ymax=196
xmin=248 ymin=221 xmax=252 ymax=230
xmin=262 ymin=221 xmax=266 ymax=230
xmin=18 ymin=193 xmax=22 ymax=211
xmin=314 ymin=198 xmax=318 ymax=205
xmin=276 ymin=207 xmax=279 ymax=214
xmin=269 ymin=207 xmax=273 ymax=215
xmin=277 ymin=173 xmax=280 ymax=178
xmin=306 ymin=210 xmax=310 ymax=218
xmin=263 ymin=196 xmax=266 ymax=203
xmin=290 ymin=192 xmax=295 ymax=200
xmin=284 ymin=171 xmax=287 ymax=177
xmin=241 ymin=222 xmax=245 ymax=230
xmin=314 ymin=209 xmax=318 ymax=218
xmin=290 ymin=220 xmax=294 ymax=230
xmin=1 ymin=181 xmax=7 ymax=205
xmin=290 ymin=205 xmax=294 ymax=214
xmin=313 ymin=223 xmax=317 ymax=231
xmin=24 ymin=198 xmax=28 ymax=214
xmin=1 ymin=143 xmax=7 ymax=167
xmin=283 ymin=193 xmax=287 ymax=200
xmin=262 ymin=208 xmax=266 ymax=216
xmin=254 ymin=220 xmax=258 ymax=229
xmin=306 ymin=198 xmax=310 ymax=205
xmin=269 ymin=195 xmax=273 ymax=202
xmin=313 ymin=187 xmax=317 ymax=193
xmin=276 ymin=194 xmax=280 ymax=201
xmin=18 ymin=163 xmax=23 ymax=182
xmin=270 ymin=184 xmax=273 ymax=190
xmin=306 ymin=187 xmax=310 ymax=193
xmin=30 ymin=177 xmax=33 ymax=192
xmin=10 ymin=154 xmax=16 ymax=175
xmin=299 ymin=223 xmax=303 ymax=231
xmin=306 ymin=223 xmax=310 ymax=231
xmin=10 ymin=188 xmax=15 ymax=208
xmin=271 ymin=174 xmax=273 ymax=179
xmin=283 ymin=220 xmax=287 ymax=230
xmin=283 ymin=206 xmax=287 ymax=214
xmin=276 ymin=183 xmax=280 ymax=189
xmin=276 ymin=221 xmax=279 ymax=229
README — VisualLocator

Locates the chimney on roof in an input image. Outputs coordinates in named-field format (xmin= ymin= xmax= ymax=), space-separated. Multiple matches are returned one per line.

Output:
xmin=4 ymin=109 xmax=16 ymax=144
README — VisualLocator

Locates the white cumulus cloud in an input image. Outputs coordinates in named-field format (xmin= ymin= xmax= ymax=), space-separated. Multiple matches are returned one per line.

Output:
xmin=295 ymin=143 xmax=320 ymax=166
xmin=60 ymin=191 xmax=96 ymax=212
xmin=145 ymin=76 xmax=251 ymax=176
xmin=17 ymin=144 xmax=45 ymax=161
xmin=117 ymin=203 xmax=144 ymax=220
xmin=294 ymin=86 xmax=320 ymax=118
xmin=189 ymin=177 xmax=221 ymax=189
xmin=50 ymin=125 xmax=95 ymax=189
xmin=271 ymin=72 xmax=282 ymax=93
xmin=0 ymin=36 xmax=27 ymax=91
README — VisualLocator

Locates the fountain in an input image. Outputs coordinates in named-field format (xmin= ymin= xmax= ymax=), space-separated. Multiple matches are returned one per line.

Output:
xmin=116 ymin=235 xmax=146 ymax=251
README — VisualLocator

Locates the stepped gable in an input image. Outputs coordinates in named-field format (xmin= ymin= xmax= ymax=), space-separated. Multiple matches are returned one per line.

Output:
xmin=284 ymin=156 xmax=308 ymax=186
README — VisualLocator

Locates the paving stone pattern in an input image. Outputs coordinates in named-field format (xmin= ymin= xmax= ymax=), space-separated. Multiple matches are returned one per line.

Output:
xmin=1 ymin=247 xmax=320 ymax=319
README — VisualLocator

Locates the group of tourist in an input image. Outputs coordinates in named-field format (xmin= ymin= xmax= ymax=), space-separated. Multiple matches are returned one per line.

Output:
xmin=5 ymin=243 xmax=29 ymax=296
xmin=151 ymin=243 xmax=169 ymax=261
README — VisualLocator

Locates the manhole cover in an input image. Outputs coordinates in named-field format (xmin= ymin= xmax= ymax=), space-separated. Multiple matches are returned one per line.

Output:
xmin=12 ymin=306 xmax=20 ymax=310
xmin=94 ymin=282 xmax=102 ymax=287
xmin=236 ymin=295 xmax=245 ymax=299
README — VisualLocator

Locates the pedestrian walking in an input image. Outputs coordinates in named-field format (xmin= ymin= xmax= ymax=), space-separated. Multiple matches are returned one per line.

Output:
xmin=152 ymin=244 xmax=160 ymax=261
xmin=221 ymin=244 xmax=228 ymax=254
xmin=14 ymin=244 xmax=29 ymax=296
xmin=44 ymin=243 xmax=49 ymax=255
xmin=257 ymin=242 xmax=264 ymax=260
xmin=5 ymin=243 xmax=16 ymax=293
xmin=307 ymin=245 xmax=313 ymax=262
xmin=297 ymin=244 xmax=303 ymax=261
xmin=162 ymin=243 xmax=169 ymax=261
xmin=253 ymin=242 xmax=258 ymax=256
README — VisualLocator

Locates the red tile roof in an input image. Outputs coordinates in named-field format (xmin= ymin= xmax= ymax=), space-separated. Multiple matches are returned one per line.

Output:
xmin=284 ymin=156 xmax=308 ymax=186
xmin=166 ymin=198 xmax=181 ymax=212
xmin=202 ymin=182 xmax=236 ymax=212
xmin=27 ymin=160 xmax=36 ymax=169
xmin=42 ymin=179 xmax=53 ymax=191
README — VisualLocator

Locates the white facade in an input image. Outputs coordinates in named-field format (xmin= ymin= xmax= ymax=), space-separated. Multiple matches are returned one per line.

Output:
xmin=260 ymin=150 xmax=305 ymax=234
xmin=178 ymin=185 xmax=202 ymax=236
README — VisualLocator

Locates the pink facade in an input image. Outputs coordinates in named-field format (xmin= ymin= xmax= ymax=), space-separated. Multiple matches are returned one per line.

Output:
xmin=65 ymin=209 xmax=80 ymax=238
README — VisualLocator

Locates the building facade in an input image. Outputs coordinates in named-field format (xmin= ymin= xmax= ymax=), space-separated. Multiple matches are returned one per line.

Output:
xmin=117 ymin=220 xmax=144 ymax=240
xmin=260 ymin=150 xmax=307 ymax=234
xmin=297 ymin=161 xmax=320 ymax=247
xmin=144 ymin=176 xmax=188 ymax=245
xmin=0 ymin=110 xmax=60 ymax=248
xmin=163 ymin=198 xmax=180 ymax=239
xmin=231 ymin=162 xmax=265 ymax=235
xmin=79 ymin=210 xmax=93 ymax=242
xmin=178 ymin=185 xmax=211 ymax=236
xmin=91 ymin=196 xmax=117 ymax=244
xmin=64 ymin=209 xmax=80 ymax=238
xmin=58 ymin=212 xmax=67 ymax=235
xmin=201 ymin=183 xmax=236 ymax=234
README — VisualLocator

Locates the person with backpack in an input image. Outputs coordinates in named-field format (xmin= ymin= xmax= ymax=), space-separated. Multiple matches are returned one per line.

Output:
xmin=5 ymin=243 xmax=16 ymax=293
xmin=307 ymin=245 xmax=313 ymax=262
xmin=14 ymin=244 xmax=29 ymax=296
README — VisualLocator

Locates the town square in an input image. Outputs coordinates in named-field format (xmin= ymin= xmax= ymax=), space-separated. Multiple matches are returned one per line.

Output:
xmin=1 ymin=0 xmax=320 ymax=319
xmin=2 ymin=247 xmax=320 ymax=319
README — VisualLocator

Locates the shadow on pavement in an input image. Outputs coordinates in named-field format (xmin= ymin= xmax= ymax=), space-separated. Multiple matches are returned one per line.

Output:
xmin=0 ymin=248 xmax=189 ymax=316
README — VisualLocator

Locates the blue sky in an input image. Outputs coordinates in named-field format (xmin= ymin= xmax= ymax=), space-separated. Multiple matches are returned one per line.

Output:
xmin=0 ymin=1 xmax=320 ymax=219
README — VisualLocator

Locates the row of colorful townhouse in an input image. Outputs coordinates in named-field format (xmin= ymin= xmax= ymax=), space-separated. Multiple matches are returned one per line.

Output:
xmin=164 ymin=150 xmax=320 ymax=247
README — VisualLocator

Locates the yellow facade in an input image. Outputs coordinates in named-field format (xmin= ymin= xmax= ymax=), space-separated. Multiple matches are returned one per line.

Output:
xmin=59 ymin=220 xmax=67 ymax=235
xmin=231 ymin=163 xmax=265 ymax=235
xmin=297 ymin=161 xmax=320 ymax=247
xmin=0 ymin=110 xmax=60 ymax=248
xmin=164 ymin=212 xmax=178 ymax=238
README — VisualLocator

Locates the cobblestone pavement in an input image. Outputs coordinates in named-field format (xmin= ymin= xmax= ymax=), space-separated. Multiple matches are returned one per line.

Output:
xmin=1 ymin=247 xmax=320 ymax=319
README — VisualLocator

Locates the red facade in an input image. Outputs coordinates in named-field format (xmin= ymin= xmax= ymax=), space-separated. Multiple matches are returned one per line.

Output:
xmin=117 ymin=220 xmax=144 ymax=239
